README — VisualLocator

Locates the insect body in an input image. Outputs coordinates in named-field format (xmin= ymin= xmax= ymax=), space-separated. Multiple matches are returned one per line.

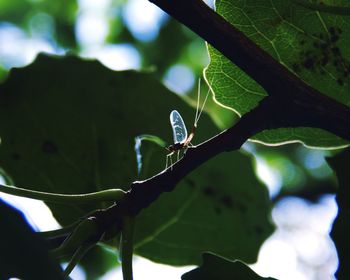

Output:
xmin=166 ymin=110 xmax=195 ymax=167
xmin=165 ymin=80 xmax=210 ymax=169
xmin=169 ymin=110 xmax=196 ymax=149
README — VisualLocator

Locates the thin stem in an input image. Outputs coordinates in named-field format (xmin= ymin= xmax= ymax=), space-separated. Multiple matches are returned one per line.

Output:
xmin=52 ymin=218 xmax=98 ymax=259
xmin=63 ymin=243 xmax=93 ymax=279
xmin=292 ymin=0 xmax=350 ymax=15
xmin=121 ymin=216 xmax=135 ymax=280
xmin=38 ymin=222 xmax=78 ymax=239
xmin=39 ymin=209 xmax=101 ymax=240
xmin=0 ymin=184 xmax=125 ymax=204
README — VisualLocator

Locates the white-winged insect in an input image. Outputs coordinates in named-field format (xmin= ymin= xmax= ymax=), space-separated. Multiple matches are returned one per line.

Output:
xmin=166 ymin=79 xmax=210 ymax=169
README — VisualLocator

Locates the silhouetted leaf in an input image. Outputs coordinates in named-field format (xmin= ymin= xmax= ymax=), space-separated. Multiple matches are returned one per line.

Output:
xmin=328 ymin=148 xmax=350 ymax=280
xmin=135 ymin=150 xmax=274 ymax=265
xmin=80 ymin=245 xmax=119 ymax=280
xmin=0 ymin=199 xmax=63 ymax=279
xmin=0 ymin=54 xmax=273 ymax=265
xmin=181 ymin=252 xmax=277 ymax=280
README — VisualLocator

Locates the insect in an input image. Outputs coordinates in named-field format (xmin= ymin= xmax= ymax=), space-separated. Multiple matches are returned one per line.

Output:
xmin=166 ymin=79 xmax=210 ymax=169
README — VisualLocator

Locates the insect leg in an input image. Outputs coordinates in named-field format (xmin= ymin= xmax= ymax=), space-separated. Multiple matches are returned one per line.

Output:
xmin=166 ymin=152 xmax=174 ymax=170
xmin=170 ymin=153 xmax=174 ymax=170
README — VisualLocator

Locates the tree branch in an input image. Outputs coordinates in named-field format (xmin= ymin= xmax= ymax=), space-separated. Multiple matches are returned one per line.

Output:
xmin=149 ymin=0 xmax=350 ymax=141
xmin=41 ymin=0 xmax=350 ymax=255
xmin=94 ymin=97 xmax=275 ymax=230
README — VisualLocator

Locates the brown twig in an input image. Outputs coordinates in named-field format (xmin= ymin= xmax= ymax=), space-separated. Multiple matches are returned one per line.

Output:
xmin=96 ymin=98 xmax=278 ymax=230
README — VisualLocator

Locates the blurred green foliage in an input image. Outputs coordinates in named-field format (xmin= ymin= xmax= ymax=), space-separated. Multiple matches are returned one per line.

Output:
xmin=0 ymin=0 xmax=208 ymax=79
xmin=0 ymin=0 xmax=77 ymax=48
xmin=0 ymin=0 xmax=347 ymax=279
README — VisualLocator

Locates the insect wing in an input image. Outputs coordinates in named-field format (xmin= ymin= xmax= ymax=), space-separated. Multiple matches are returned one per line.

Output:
xmin=170 ymin=110 xmax=188 ymax=144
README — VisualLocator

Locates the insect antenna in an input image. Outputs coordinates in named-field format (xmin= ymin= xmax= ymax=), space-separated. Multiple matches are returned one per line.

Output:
xmin=194 ymin=78 xmax=201 ymax=127
xmin=194 ymin=79 xmax=211 ymax=127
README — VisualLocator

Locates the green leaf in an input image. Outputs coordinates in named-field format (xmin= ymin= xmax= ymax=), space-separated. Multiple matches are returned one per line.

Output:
xmin=134 ymin=149 xmax=274 ymax=265
xmin=181 ymin=252 xmax=277 ymax=280
xmin=251 ymin=127 xmax=349 ymax=148
xmin=79 ymin=245 xmax=119 ymax=280
xmin=327 ymin=148 xmax=350 ymax=280
xmin=0 ymin=53 xmax=175 ymax=225
xmin=0 ymin=54 xmax=273 ymax=265
xmin=134 ymin=141 xmax=274 ymax=264
xmin=0 ymin=199 xmax=63 ymax=279
xmin=205 ymin=0 xmax=350 ymax=148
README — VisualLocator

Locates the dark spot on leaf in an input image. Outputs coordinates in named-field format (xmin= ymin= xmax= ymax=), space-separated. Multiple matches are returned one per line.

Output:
xmin=331 ymin=35 xmax=339 ymax=43
xmin=220 ymin=195 xmax=233 ymax=209
xmin=329 ymin=27 xmax=342 ymax=36
xmin=331 ymin=47 xmax=340 ymax=55
xmin=214 ymin=206 xmax=222 ymax=215
xmin=42 ymin=141 xmax=58 ymax=154
xmin=337 ymin=78 xmax=344 ymax=86
xmin=203 ymin=186 xmax=217 ymax=197
xmin=319 ymin=43 xmax=328 ymax=50
xmin=303 ymin=58 xmax=314 ymax=69
xmin=321 ymin=55 xmax=328 ymax=66
xmin=185 ymin=178 xmax=196 ymax=189
xmin=265 ymin=17 xmax=283 ymax=28
xmin=237 ymin=202 xmax=248 ymax=214
xmin=293 ymin=27 xmax=350 ymax=86
xmin=12 ymin=153 xmax=20 ymax=160
xmin=292 ymin=63 xmax=300 ymax=73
